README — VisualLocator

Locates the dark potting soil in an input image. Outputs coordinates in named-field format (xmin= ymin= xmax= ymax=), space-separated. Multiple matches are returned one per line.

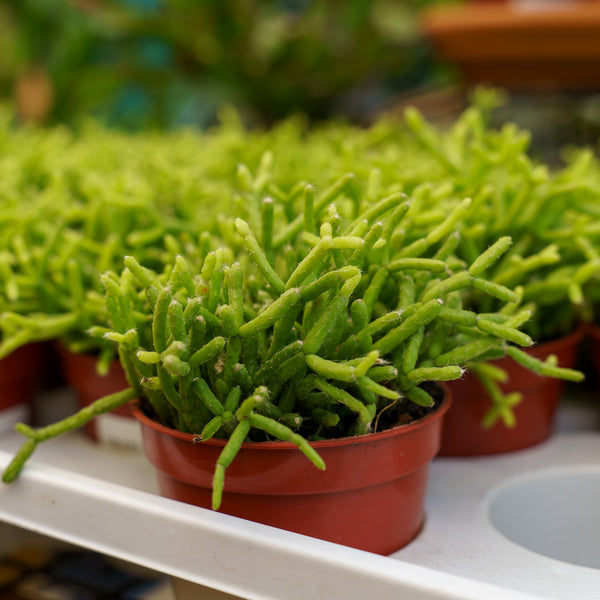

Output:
xmin=139 ymin=382 xmax=446 ymax=441
xmin=371 ymin=382 xmax=444 ymax=435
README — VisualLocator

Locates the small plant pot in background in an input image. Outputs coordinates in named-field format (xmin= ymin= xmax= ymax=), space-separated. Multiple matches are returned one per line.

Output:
xmin=421 ymin=2 xmax=600 ymax=89
xmin=132 ymin=391 xmax=451 ymax=556
xmin=0 ymin=343 xmax=47 ymax=432
xmin=440 ymin=326 xmax=585 ymax=456
xmin=57 ymin=346 xmax=141 ymax=449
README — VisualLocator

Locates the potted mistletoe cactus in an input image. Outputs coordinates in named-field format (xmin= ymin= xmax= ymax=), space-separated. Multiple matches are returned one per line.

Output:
xmin=3 ymin=184 xmax=582 ymax=555
xmin=396 ymin=93 xmax=592 ymax=453
xmin=0 ymin=97 xmax=590 ymax=452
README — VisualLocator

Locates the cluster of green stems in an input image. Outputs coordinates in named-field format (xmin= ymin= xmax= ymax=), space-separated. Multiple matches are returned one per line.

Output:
xmin=403 ymin=98 xmax=600 ymax=341
xmin=2 ymin=95 xmax=598 ymax=506
xmin=3 ymin=182 xmax=583 ymax=508
xmin=2 ymin=95 xmax=600 ymax=370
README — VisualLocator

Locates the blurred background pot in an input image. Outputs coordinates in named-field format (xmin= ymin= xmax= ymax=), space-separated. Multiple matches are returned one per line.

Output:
xmin=56 ymin=346 xmax=140 ymax=448
xmin=0 ymin=343 xmax=47 ymax=432
xmin=440 ymin=325 xmax=585 ymax=456
xmin=421 ymin=2 xmax=600 ymax=90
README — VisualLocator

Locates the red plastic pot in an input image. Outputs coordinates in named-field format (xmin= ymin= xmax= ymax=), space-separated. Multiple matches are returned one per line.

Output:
xmin=0 ymin=343 xmax=47 ymax=432
xmin=57 ymin=346 xmax=135 ymax=444
xmin=440 ymin=327 xmax=584 ymax=456
xmin=133 ymin=391 xmax=451 ymax=555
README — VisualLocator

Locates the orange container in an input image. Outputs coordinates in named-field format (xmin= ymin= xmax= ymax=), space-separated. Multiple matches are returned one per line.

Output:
xmin=421 ymin=2 xmax=600 ymax=89
xmin=57 ymin=346 xmax=133 ymax=441
xmin=0 ymin=343 xmax=47 ymax=430
xmin=133 ymin=391 xmax=452 ymax=556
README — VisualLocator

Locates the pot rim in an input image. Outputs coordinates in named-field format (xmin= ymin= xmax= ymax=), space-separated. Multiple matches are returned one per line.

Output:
xmin=132 ymin=386 xmax=452 ymax=450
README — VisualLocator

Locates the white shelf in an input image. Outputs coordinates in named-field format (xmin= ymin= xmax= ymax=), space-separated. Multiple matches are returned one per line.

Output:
xmin=395 ymin=432 xmax=600 ymax=600
xmin=0 ymin=389 xmax=598 ymax=600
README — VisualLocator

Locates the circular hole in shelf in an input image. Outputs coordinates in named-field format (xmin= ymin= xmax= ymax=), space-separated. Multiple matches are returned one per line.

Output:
xmin=489 ymin=466 xmax=600 ymax=570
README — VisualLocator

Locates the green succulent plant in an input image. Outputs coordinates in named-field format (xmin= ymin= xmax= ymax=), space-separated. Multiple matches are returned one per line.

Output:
xmin=0 ymin=93 xmax=595 ymax=455
xmin=3 ymin=182 xmax=583 ymax=509
xmin=401 ymin=93 xmax=600 ymax=342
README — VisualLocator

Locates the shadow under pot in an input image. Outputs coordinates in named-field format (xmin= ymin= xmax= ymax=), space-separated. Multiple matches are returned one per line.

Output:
xmin=132 ymin=388 xmax=451 ymax=556
xmin=56 ymin=346 xmax=140 ymax=448
xmin=440 ymin=326 xmax=584 ymax=456
xmin=0 ymin=343 xmax=47 ymax=432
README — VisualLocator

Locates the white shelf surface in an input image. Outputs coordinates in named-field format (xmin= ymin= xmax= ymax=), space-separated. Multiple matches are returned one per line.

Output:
xmin=0 ymin=390 xmax=598 ymax=600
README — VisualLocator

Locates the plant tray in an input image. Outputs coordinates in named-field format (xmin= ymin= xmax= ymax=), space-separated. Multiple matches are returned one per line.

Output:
xmin=0 ymin=392 xmax=598 ymax=599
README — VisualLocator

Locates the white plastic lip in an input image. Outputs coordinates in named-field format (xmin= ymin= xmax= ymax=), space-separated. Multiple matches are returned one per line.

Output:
xmin=487 ymin=464 xmax=600 ymax=571
xmin=394 ymin=432 xmax=600 ymax=600
xmin=0 ymin=449 xmax=543 ymax=600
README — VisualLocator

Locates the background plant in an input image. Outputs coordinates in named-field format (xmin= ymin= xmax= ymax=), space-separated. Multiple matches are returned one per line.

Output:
xmin=368 ymin=93 xmax=600 ymax=418
xmin=398 ymin=92 xmax=600 ymax=343
xmin=0 ymin=0 xmax=451 ymax=129
xmin=2 ymin=96 xmax=599 ymax=382
xmin=0 ymin=110 xmax=250 ymax=367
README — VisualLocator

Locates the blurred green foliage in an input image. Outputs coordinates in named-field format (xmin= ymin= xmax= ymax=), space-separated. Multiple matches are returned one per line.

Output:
xmin=0 ymin=0 xmax=451 ymax=129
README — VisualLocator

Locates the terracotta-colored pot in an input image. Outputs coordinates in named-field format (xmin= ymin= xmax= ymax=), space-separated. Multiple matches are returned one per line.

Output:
xmin=421 ymin=3 xmax=600 ymax=89
xmin=57 ymin=346 xmax=135 ymax=444
xmin=440 ymin=327 xmax=584 ymax=456
xmin=133 ymin=391 xmax=452 ymax=555
xmin=0 ymin=343 xmax=47 ymax=432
